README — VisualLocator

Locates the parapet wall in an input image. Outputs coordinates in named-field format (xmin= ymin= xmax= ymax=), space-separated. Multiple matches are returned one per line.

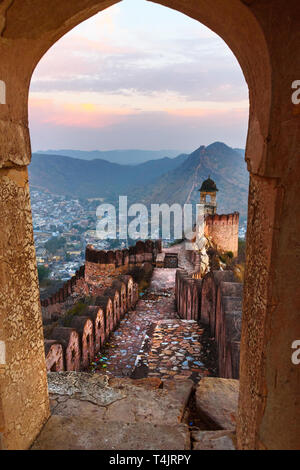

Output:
xmin=44 ymin=273 xmax=139 ymax=373
xmin=175 ymin=268 xmax=243 ymax=379
xmin=41 ymin=265 xmax=85 ymax=308
xmin=85 ymin=240 xmax=161 ymax=286
xmin=205 ymin=212 xmax=239 ymax=257
xmin=41 ymin=240 xmax=161 ymax=314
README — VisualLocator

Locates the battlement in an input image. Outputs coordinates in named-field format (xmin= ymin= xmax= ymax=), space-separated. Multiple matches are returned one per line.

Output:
xmin=41 ymin=265 xmax=85 ymax=308
xmin=85 ymin=239 xmax=161 ymax=266
xmin=41 ymin=240 xmax=162 ymax=309
xmin=175 ymin=268 xmax=243 ymax=379
xmin=44 ymin=274 xmax=139 ymax=373
xmin=205 ymin=211 xmax=240 ymax=226
xmin=204 ymin=212 xmax=239 ymax=256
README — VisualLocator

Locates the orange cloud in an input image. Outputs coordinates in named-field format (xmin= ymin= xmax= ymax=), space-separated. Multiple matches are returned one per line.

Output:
xmin=29 ymin=97 xmax=137 ymax=129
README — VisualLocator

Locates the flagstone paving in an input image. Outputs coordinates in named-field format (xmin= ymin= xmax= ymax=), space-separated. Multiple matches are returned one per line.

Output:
xmin=92 ymin=267 xmax=217 ymax=383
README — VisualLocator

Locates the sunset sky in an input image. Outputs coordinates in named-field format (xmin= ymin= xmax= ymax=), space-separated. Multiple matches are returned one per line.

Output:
xmin=29 ymin=0 xmax=249 ymax=153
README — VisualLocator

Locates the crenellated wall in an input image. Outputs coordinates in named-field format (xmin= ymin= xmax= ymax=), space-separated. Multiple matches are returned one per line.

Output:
xmin=41 ymin=240 xmax=161 ymax=319
xmin=41 ymin=265 xmax=85 ymax=309
xmin=205 ymin=212 xmax=239 ymax=256
xmin=44 ymin=273 xmax=138 ymax=373
xmin=85 ymin=240 xmax=161 ymax=286
xmin=175 ymin=268 xmax=243 ymax=379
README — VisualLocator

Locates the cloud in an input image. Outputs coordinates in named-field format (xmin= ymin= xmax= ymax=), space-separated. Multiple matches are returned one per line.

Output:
xmin=30 ymin=106 xmax=248 ymax=151
xmin=29 ymin=0 xmax=249 ymax=151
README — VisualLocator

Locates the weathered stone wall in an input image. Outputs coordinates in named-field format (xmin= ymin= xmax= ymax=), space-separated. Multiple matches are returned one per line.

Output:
xmin=215 ymin=281 xmax=243 ymax=379
xmin=44 ymin=274 xmax=138 ymax=373
xmin=44 ymin=340 xmax=64 ymax=372
xmin=0 ymin=168 xmax=50 ymax=450
xmin=176 ymin=268 xmax=242 ymax=379
xmin=41 ymin=265 xmax=85 ymax=310
xmin=205 ymin=213 xmax=239 ymax=257
xmin=51 ymin=327 xmax=81 ymax=372
xmin=41 ymin=240 xmax=161 ymax=319
xmin=175 ymin=270 xmax=201 ymax=321
xmin=201 ymin=271 xmax=235 ymax=334
xmin=85 ymin=240 xmax=161 ymax=286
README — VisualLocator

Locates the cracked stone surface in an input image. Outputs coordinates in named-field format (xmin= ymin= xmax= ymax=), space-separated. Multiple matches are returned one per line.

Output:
xmin=195 ymin=378 xmax=239 ymax=430
xmin=48 ymin=372 xmax=125 ymax=407
xmin=34 ymin=372 xmax=194 ymax=450
xmin=104 ymin=377 xmax=194 ymax=425
xmin=48 ymin=372 xmax=194 ymax=426
xmin=192 ymin=430 xmax=236 ymax=450
xmin=31 ymin=416 xmax=191 ymax=450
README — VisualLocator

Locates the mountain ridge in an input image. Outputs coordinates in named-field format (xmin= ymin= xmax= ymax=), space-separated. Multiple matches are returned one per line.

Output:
xmin=34 ymin=148 xmax=184 ymax=165
xmin=29 ymin=142 xmax=249 ymax=220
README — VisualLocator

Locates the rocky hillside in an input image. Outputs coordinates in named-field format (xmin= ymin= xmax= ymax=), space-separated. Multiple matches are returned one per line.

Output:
xmin=29 ymin=152 xmax=188 ymax=199
xmin=29 ymin=142 xmax=248 ymax=220
xmin=133 ymin=142 xmax=249 ymax=220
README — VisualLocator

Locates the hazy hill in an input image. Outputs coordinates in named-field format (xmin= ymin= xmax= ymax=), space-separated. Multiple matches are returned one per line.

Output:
xmin=133 ymin=142 xmax=249 ymax=220
xmin=29 ymin=142 xmax=249 ymax=220
xmin=29 ymin=152 xmax=188 ymax=199
xmin=34 ymin=148 xmax=182 ymax=165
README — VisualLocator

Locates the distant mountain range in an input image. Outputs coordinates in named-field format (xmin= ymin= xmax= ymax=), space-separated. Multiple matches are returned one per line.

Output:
xmin=34 ymin=149 xmax=182 ymax=165
xmin=29 ymin=142 xmax=249 ymax=220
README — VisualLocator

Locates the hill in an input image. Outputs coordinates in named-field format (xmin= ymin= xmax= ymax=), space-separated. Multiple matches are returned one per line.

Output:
xmin=132 ymin=142 xmax=249 ymax=220
xmin=29 ymin=152 xmax=188 ymax=199
xmin=34 ymin=149 xmax=182 ymax=165
xmin=29 ymin=142 xmax=248 ymax=220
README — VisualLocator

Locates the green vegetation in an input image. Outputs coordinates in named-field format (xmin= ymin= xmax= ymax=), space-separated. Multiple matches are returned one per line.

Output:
xmin=44 ymin=236 xmax=66 ymax=254
xmin=129 ymin=264 xmax=153 ymax=294
xmin=62 ymin=302 xmax=88 ymax=327
xmin=169 ymin=238 xmax=184 ymax=246
xmin=238 ymin=238 xmax=246 ymax=263
xmin=37 ymin=265 xmax=50 ymax=282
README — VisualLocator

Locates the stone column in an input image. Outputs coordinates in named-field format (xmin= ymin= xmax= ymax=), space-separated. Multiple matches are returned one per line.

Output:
xmin=237 ymin=172 xmax=300 ymax=450
xmin=0 ymin=166 xmax=50 ymax=449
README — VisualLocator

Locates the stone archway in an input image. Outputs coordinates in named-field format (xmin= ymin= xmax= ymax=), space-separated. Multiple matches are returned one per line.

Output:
xmin=0 ymin=0 xmax=299 ymax=450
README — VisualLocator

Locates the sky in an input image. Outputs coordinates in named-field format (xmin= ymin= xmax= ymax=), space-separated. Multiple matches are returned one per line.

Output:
xmin=29 ymin=0 xmax=249 ymax=153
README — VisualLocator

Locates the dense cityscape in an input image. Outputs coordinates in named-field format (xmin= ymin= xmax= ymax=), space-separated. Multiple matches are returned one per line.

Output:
xmin=31 ymin=189 xmax=247 ymax=286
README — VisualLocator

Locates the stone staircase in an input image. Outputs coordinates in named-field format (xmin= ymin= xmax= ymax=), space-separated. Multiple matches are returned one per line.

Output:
xmin=31 ymin=372 xmax=238 ymax=450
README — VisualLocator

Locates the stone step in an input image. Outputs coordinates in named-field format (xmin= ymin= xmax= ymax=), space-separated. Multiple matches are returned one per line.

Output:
xmin=32 ymin=372 xmax=194 ymax=450
xmin=31 ymin=416 xmax=191 ymax=450
xmin=195 ymin=377 xmax=239 ymax=430
xmin=49 ymin=372 xmax=193 ymax=426
xmin=192 ymin=430 xmax=236 ymax=450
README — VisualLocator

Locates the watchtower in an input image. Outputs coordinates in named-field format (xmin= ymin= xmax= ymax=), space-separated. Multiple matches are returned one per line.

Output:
xmin=199 ymin=177 xmax=218 ymax=215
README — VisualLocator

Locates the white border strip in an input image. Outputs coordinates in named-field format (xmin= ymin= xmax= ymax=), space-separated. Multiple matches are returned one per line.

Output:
xmin=0 ymin=80 xmax=6 ymax=104
xmin=0 ymin=340 xmax=6 ymax=365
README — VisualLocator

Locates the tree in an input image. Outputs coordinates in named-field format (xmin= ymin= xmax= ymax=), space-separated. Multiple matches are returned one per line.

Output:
xmin=38 ymin=265 xmax=50 ymax=282
xmin=45 ymin=236 xmax=66 ymax=254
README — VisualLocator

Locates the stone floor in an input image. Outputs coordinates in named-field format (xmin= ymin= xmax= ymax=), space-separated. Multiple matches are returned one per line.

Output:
xmin=91 ymin=268 xmax=216 ymax=383
xmin=32 ymin=373 xmax=237 ymax=450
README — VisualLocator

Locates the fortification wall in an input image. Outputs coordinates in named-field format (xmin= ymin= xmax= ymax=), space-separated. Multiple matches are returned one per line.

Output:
xmin=205 ymin=212 xmax=239 ymax=257
xmin=175 ymin=268 xmax=243 ymax=379
xmin=85 ymin=240 xmax=161 ymax=285
xmin=44 ymin=273 xmax=139 ymax=373
xmin=41 ymin=240 xmax=161 ymax=319
xmin=42 ymin=241 xmax=159 ymax=371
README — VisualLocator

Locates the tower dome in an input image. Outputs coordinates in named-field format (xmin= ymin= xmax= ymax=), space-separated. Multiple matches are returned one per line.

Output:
xmin=199 ymin=177 xmax=218 ymax=193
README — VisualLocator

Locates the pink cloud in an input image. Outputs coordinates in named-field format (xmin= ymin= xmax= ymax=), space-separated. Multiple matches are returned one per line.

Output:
xmin=29 ymin=97 xmax=136 ymax=129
